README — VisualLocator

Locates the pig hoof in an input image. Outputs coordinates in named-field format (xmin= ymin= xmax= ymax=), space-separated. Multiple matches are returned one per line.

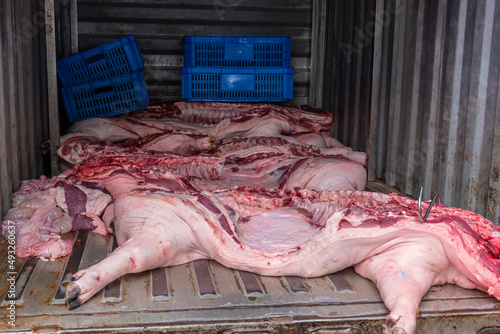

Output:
xmin=65 ymin=282 xmax=82 ymax=310
xmin=390 ymin=328 xmax=407 ymax=334
xmin=383 ymin=316 xmax=407 ymax=334
xmin=208 ymin=136 xmax=217 ymax=151
xmin=308 ymin=145 xmax=321 ymax=153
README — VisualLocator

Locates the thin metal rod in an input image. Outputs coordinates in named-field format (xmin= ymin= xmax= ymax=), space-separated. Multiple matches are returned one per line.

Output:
xmin=418 ymin=187 xmax=440 ymax=222
xmin=418 ymin=187 xmax=424 ymax=222
xmin=423 ymin=193 xmax=440 ymax=222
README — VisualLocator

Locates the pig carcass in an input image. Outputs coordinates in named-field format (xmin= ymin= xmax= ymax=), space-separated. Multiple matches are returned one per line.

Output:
xmin=59 ymin=101 xmax=334 ymax=146
xmin=8 ymin=135 xmax=366 ymax=260
xmin=138 ymin=101 xmax=334 ymax=130
xmin=59 ymin=102 xmax=366 ymax=166
xmin=65 ymin=185 xmax=500 ymax=334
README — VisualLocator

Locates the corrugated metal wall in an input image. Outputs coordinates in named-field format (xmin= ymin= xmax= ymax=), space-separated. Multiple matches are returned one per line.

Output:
xmin=0 ymin=0 xmax=51 ymax=216
xmin=75 ymin=0 xmax=315 ymax=106
xmin=321 ymin=0 xmax=375 ymax=153
xmin=364 ymin=0 xmax=500 ymax=224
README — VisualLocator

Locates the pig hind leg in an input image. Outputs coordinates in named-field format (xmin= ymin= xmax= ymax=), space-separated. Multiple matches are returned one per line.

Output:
xmin=66 ymin=237 xmax=165 ymax=309
xmin=354 ymin=237 xmax=452 ymax=334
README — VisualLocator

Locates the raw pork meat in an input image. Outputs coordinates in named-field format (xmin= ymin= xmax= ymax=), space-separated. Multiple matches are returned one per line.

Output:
xmin=145 ymin=101 xmax=334 ymax=129
xmin=61 ymin=136 xmax=367 ymax=195
xmin=64 ymin=185 xmax=500 ymax=334
xmin=2 ymin=176 xmax=112 ymax=260
xmin=58 ymin=133 xmax=216 ymax=164
xmin=59 ymin=102 xmax=366 ymax=166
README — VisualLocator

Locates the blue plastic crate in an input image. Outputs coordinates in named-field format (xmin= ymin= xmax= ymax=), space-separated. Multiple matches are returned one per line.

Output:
xmin=184 ymin=36 xmax=291 ymax=67
xmin=57 ymin=35 xmax=144 ymax=86
xmin=61 ymin=72 xmax=149 ymax=122
xmin=182 ymin=67 xmax=293 ymax=102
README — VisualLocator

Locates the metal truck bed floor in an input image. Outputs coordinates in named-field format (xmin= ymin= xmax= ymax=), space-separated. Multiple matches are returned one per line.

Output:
xmin=1 ymin=183 xmax=500 ymax=333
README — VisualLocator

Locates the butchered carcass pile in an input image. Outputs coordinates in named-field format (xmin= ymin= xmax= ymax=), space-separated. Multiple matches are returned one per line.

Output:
xmin=3 ymin=102 xmax=500 ymax=334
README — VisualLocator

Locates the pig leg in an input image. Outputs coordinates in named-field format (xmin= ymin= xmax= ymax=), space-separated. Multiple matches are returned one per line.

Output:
xmin=354 ymin=236 xmax=453 ymax=334
xmin=65 ymin=236 xmax=169 ymax=309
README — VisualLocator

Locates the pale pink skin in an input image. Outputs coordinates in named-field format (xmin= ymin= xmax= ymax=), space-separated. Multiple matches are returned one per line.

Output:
xmin=142 ymin=134 xmax=216 ymax=154
xmin=293 ymin=132 xmax=367 ymax=166
xmin=293 ymin=132 xmax=349 ymax=149
xmin=188 ymin=156 xmax=367 ymax=192
xmin=59 ymin=106 xmax=364 ymax=166
xmin=354 ymin=234 xmax=483 ymax=334
xmin=285 ymin=158 xmax=367 ymax=191
xmin=65 ymin=189 xmax=500 ymax=334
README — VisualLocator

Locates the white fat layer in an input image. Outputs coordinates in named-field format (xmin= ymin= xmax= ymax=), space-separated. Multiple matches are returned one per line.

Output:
xmin=236 ymin=208 xmax=322 ymax=253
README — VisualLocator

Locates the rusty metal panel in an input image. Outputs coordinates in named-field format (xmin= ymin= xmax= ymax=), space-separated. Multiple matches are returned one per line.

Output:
xmin=45 ymin=0 xmax=62 ymax=176
xmin=0 ymin=0 xmax=50 ymax=216
xmin=321 ymin=0 xmax=375 ymax=153
xmin=309 ymin=0 xmax=327 ymax=108
xmin=75 ymin=0 xmax=314 ymax=106
xmin=488 ymin=75 xmax=500 ymax=226
xmin=367 ymin=0 xmax=500 ymax=224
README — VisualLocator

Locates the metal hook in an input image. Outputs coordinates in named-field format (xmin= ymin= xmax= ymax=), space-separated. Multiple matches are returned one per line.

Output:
xmin=418 ymin=187 xmax=440 ymax=222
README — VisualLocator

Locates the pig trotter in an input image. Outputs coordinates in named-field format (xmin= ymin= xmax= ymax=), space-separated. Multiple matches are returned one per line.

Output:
xmin=308 ymin=145 xmax=321 ymax=153
xmin=383 ymin=316 xmax=407 ymax=334
xmin=65 ymin=282 xmax=82 ymax=310
xmin=390 ymin=328 xmax=407 ymax=334
xmin=208 ymin=136 xmax=217 ymax=151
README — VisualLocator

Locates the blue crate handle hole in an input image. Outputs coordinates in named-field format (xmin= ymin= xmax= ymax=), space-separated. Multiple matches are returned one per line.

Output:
xmin=85 ymin=53 xmax=107 ymax=65
xmin=94 ymin=86 xmax=114 ymax=96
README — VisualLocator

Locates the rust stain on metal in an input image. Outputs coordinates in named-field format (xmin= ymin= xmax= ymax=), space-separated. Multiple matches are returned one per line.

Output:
xmin=101 ymin=300 xmax=123 ymax=306
xmin=45 ymin=5 xmax=54 ymax=37
xmin=255 ymin=275 xmax=267 ymax=294
xmin=166 ymin=267 xmax=175 ymax=297
xmin=492 ymin=167 xmax=500 ymax=182
xmin=232 ymin=270 xmax=245 ymax=295
xmin=187 ymin=262 xmax=196 ymax=296
xmin=278 ymin=277 xmax=291 ymax=293
xmin=268 ymin=314 xmax=293 ymax=323
xmin=207 ymin=260 xmax=219 ymax=294
xmin=31 ymin=325 xmax=61 ymax=332
xmin=489 ymin=187 xmax=500 ymax=202
xmin=27 ymin=264 xmax=59 ymax=305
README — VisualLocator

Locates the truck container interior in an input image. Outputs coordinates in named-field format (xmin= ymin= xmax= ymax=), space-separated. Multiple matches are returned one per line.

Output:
xmin=1 ymin=0 xmax=500 ymax=333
